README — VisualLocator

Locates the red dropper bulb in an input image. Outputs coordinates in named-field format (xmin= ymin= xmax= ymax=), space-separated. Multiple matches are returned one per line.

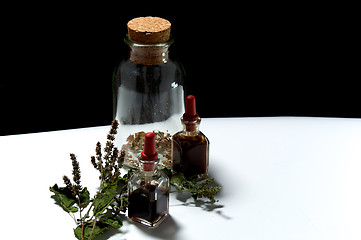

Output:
xmin=141 ymin=132 xmax=158 ymax=171
xmin=183 ymin=95 xmax=199 ymax=121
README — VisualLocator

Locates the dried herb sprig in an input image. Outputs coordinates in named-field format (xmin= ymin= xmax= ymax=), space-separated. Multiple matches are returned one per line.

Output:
xmin=50 ymin=153 xmax=91 ymax=239
xmin=162 ymin=168 xmax=221 ymax=202
xmin=50 ymin=120 xmax=127 ymax=240
xmin=78 ymin=120 xmax=126 ymax=240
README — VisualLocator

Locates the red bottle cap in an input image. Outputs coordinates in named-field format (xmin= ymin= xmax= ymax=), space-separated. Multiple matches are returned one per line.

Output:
xmin=183 ymin=95 xmax=199 ymax=121
xmin=141 ymin=132 xmax=158 ymax=161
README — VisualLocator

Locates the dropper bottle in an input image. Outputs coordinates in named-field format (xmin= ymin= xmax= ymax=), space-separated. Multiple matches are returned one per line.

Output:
xmin=127 ymin=132 xmax=170 ymax=227
xmin=171 ymin=95 xmax=210 ymax=180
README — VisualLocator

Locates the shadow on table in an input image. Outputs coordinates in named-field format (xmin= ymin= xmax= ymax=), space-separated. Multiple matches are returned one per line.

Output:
xmin=133 ymin=215 xmax=180 ymax=240
xmin=173 ymin=191 xmax=232 ymax=220
xmin=97 ymin=228 xmax=124 ymax=240
xmin=170 ymin=170 xmax=232 ymax=220
xmin=97 ymin=214 xmax=179 ymax=240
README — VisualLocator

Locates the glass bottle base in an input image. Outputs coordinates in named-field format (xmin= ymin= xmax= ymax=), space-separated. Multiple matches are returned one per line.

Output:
xmin=130 ymin=212 xmax=169 ymax=228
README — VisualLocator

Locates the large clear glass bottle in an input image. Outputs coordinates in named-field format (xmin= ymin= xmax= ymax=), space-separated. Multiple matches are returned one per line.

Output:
xmin=172 ymin=95 xmax=209 ymax=180
xmin=128 ymin=132 xmax=170 ymax=227
xmin=113 ymin=17 xmax=185 ymax=169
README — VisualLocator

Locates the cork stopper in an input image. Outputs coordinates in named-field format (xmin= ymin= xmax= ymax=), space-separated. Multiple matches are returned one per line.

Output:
xmin=127 ymin=16 xmax=171 ymax=44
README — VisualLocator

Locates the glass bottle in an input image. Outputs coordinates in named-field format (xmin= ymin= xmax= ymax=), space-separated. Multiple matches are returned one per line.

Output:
xmin=113 ymin=17 xmax=185 ymax=169
xmin=128 ymin=132 xmax=170 ymax=227
xmin=172 ymin=95 xmax=209 ymax=180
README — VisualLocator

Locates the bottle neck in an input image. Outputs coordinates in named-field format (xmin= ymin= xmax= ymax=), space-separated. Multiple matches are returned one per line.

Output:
xmin=141 ymin=159 xmax=157 ymax=172
xmin=181 ymin=118 xmax=201 ymax=135
xmin=125 ymin=34 xmax=173 ymax=65
xmin=140 ymin=160 xmax=156 ymax=185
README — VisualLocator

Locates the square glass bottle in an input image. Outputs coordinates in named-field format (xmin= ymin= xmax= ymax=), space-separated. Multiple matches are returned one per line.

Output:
xmin=127 ymin=132 xmax=170 ymax=227
xmin=172 ymin=95 xmax=209 ymax=180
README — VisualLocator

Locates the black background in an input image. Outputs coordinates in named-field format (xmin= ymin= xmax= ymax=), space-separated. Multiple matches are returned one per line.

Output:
xmin=1 ymin=3 xmax=359 ymax=136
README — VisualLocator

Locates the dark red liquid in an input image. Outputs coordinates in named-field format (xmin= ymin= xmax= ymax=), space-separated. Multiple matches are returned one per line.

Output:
xmin=128 ymin=182 xmax=169 ymax=224
xmin=172 ymin=133 xmax=209 ymax=179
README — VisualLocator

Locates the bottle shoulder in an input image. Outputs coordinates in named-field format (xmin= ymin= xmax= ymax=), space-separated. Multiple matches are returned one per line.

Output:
xmin=114 ymin=59 xmax=185 ymax=88
xmin=172 ymin=131 xmax=209 ymax=144
xmin=173 ymin=130 xmax=209 ymax=139
xmin=117 ymin=58 xmax=182 ymax=72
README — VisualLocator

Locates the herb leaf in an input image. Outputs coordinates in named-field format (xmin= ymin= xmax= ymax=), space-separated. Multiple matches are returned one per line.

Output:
xmin=79 ymin=187 xmax=90 ymax=209
xmin=74 ymin=221 xmax=109 ymax=240
xmin=100 ymin=216 xmax=123 ymax=229
xmin=92 ymin=181 xmax=117 ymax=217
xmin=50 ymin=184 xmax=78 ymax=213
xmin=170 ymin=172 xmax=186 ymax=186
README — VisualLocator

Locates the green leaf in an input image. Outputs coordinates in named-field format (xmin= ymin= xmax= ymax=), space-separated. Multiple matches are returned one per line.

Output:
xmin=170 ymin=172 xmax=186 ymax=187
xmin=50 ymin=184 xmax=78 ymax=213
xmin=74 ymin=221 xmax=109 ymax=240
xmin=116 ymin=178 xmax=127 ymax=193
xmin=79 ymin=187 xmax=90 ymax=209
xmin=93 ymin=181 xmax=117 ymax=216
xmin=100 ymin=216 xmax=123 ymax=229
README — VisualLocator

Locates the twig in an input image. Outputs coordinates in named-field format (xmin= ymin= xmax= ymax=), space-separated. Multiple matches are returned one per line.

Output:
xmin=88 ymin=217 xmax=98 ymax=240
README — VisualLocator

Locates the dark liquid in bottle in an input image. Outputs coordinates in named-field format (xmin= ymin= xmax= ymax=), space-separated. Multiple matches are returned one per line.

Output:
xmin=128 ymin=181 xmax=169 ymax=225
xmin=172 ymin=133 xmax=208 ymax=179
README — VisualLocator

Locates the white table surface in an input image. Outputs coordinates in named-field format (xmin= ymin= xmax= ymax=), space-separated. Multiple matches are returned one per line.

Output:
xmin=1 ymin=117 xmax=361 ymax=240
